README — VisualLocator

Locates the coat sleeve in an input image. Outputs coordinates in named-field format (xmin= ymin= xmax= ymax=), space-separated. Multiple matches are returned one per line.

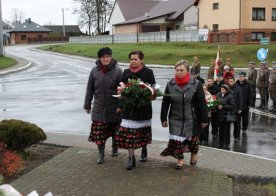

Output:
xmin=195 ymin=82 xmax=208 ymax=123
xmin=84 ymin=69 xmax=95 ymax=109
xmin=160 ymin=84 xmax=171 ymax=122
xmin=147 ymin=69 xmax=156 ymax=86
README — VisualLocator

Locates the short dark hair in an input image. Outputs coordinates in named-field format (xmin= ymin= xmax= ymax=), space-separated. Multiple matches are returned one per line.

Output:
xmin=97 ymin=47 xmax=112 ymax=58
xmin=228 ymin=77 xmax=235 ymax=81
xmin=128 ymin=50 xmax=144 ymax=60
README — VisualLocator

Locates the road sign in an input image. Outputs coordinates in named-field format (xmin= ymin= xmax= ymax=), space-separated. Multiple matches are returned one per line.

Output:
xmin=257 ymin=48 xmax=267 ymax=61
xmin=260 ymin=38 xmax=270 ymax=45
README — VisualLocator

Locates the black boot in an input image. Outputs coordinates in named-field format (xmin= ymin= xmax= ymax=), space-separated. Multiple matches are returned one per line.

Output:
xmin=111 ymin=137 xmax=118 ymax=157
xmin=126 ymin=155 xmax=136 ymax=170
xmin=140 ymin=146 xmax=147 ymax=162
xmin=97 ymin=145 xmax=105 ymax=164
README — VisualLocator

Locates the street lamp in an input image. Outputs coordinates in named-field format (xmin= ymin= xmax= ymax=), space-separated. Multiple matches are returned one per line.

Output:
xmin=0 ymin=0 xmax=4 ymax=56
xmin=62 ymin=8 xmax=69 ymax=37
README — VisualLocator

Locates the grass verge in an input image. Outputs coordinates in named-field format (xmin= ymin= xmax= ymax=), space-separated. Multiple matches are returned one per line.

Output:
xmin=38 ymin=42 xmax=275 ymax=67
xmin=0 ymin=56 xmax=16 ymax=70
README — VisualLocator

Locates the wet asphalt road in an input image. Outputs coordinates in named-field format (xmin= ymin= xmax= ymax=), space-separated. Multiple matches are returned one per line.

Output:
xmin=1 ymin=45 xmax=276 ymax=160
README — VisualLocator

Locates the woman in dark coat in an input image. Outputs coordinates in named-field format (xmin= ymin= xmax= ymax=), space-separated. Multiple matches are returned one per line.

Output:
xmin=160 ymin=60 xmax=208 ymax=170
xmin=216 ymin=84 xmax=235 ymax=150
xmin=84 ymin=47 xmax=123 ymax=164
xmin=115 ymin=50 xmax=156 ymax=170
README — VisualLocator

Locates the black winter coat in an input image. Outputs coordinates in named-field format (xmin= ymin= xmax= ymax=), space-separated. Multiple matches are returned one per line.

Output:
xmin=120 ymin=66 xmax=156 ymax=121
xmin=84 ymin=59 xmax=123 ymax=123
xmin=216 ymin=92 xmax=235 ymax=122
xmin=229 ymin=83 xmax=243 ymax=113
xmin=236 ymin=80 xmax=253 ymax=109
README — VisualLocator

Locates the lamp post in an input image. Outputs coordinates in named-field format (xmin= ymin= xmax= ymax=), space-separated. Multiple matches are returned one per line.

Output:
xmin=0 ymin=0 xmax=4 ymax=56
xmin=62 ymin=8 xmax=69 ymax=37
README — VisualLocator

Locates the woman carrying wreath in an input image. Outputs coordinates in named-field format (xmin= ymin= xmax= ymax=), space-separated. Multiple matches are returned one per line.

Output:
xmin=160 ymin=60 xmax=208 ymax=170
xmin=115 ymin=50 xmax=156 ymax=170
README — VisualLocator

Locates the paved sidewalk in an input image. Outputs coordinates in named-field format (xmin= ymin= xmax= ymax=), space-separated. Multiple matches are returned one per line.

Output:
xmin=9 ymin=131 xmax=276 ymax=195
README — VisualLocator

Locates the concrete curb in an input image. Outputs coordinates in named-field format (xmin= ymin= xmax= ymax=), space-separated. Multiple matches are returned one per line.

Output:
xmin=229 ymin=174 xmax=276 ymax=185
xmin=0 ymin=55 xmax=32 ymax=76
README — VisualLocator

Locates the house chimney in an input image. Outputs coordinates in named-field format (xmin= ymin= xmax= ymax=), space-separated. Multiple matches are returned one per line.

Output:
xmin=145 ymin=11 xmax=150 ymax=17
xmin=28 ymin=18 xmax=31 ymax=23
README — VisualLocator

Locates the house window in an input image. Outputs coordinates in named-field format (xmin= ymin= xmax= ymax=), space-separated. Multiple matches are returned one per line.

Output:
xmin=37 ymin=35 xmax=43 ymax=38
xmin=272 ymin=8 xmax=276 ymax=21
xmin=271 ymin=32 xmax=276 ymax=41
xmin=251 ymin=32 xmax=265 ymax=41
xmin=21 ymin=35 xmax=26 ymax=40
xmin=252 ymin=8 xmax=265 ymax=21
xmin=213 ymin=3 xmax=219 ymax=10
xmin=212 ymin=24 xmax=219 ymax=31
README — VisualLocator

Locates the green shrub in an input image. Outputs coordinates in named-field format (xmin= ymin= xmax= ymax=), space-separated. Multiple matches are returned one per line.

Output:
xmin=0 ymin=119 xmax=47 ymax=151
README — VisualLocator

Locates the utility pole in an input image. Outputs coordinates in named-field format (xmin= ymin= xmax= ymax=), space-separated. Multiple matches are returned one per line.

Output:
xmin=0 ymin=0 xmax=4 ymax=56
xmin=62 ymin=8 xmax=68 ymax=37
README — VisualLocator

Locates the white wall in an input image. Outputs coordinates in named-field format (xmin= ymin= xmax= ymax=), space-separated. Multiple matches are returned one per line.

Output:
xmin=183 ymin=6 xmax=198 ymax=28
xmin=108 ymin=2 xmax=125 ymax=35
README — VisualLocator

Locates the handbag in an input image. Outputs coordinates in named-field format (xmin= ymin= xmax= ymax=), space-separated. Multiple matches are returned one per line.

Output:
xmin=225 ymin=111 xmax=236 ymax=122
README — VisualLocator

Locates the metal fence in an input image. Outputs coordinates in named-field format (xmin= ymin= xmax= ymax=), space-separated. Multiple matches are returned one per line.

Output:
xmin=69 ymin=29 xmax=200 ymax=44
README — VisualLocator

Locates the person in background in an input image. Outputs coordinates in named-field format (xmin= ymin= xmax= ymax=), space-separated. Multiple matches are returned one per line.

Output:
xmin=207 ymin=59 xmax=216 ymax=79
xmin=264 ymin=62 xmax=271 ymax=106
xmin=199 ymin=84 xmax=213 ymax=146
xmin=236 ymin=72 xmax=253 ymax=134
xmin=206 ymin=78 xmax=220 ymax=139
xmin=216 ymin=84 xmax=235 ymax=150
xmin=214 ymin=73 xmax=226 ymax=89
xmin=84 ymin=47 xmax=123 ymax=164
xmin=256 ymin=62 xmax=270 ymax=110
xmin=191 ymin=70 xmax=205 ymax=84
xmin=223 ymin=65 xmax=235 ymax=84
xmin=228 ymin=77 xmax=243 ymax=142
xmin=226 ymin=58 xmax=235 ymax=72
xmin=160 ymin=60 xmax=208 ymax=169
xmin=247 ymin=62 xmax=258 ymax=107
xmin=191 ymin=56 xmax=201 ymax=74
xmin=115 ymin=50 xmax=156 ymax=170
xmin=268 ymin=63 xmax=276 ymax=113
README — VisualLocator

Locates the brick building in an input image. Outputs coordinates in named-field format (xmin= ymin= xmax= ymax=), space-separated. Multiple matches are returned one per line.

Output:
xmin=9 ymin=18 xmax=51 ymax=44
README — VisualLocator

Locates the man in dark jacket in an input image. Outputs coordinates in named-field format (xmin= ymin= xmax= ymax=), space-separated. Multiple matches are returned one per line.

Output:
xmin=228 ymin=77 xmax=243 ymax=142
xmin=236 ymin=72 xmax=253 ymax=133
xmin=207 ymin=78 xmax=220 ymax=139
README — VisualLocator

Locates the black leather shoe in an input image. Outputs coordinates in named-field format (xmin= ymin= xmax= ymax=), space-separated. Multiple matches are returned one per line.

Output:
xmin=224 ymin=145 xmax=230 ymax=150
xmin=140 ymin=148 xmax=147 ymax=162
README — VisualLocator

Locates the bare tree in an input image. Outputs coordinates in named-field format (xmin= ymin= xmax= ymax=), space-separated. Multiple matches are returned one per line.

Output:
xmin=10 ymin=8 xmax=25 ymax=27
xmin=73 ymin=0 xmax=96 ymax=36
xmin=73 ymin=0 xmax=113 ymax=35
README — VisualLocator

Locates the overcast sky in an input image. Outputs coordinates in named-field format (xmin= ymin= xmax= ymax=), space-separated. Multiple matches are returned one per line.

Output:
xmin=2 ymin=0 xmax=79 ymax=26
